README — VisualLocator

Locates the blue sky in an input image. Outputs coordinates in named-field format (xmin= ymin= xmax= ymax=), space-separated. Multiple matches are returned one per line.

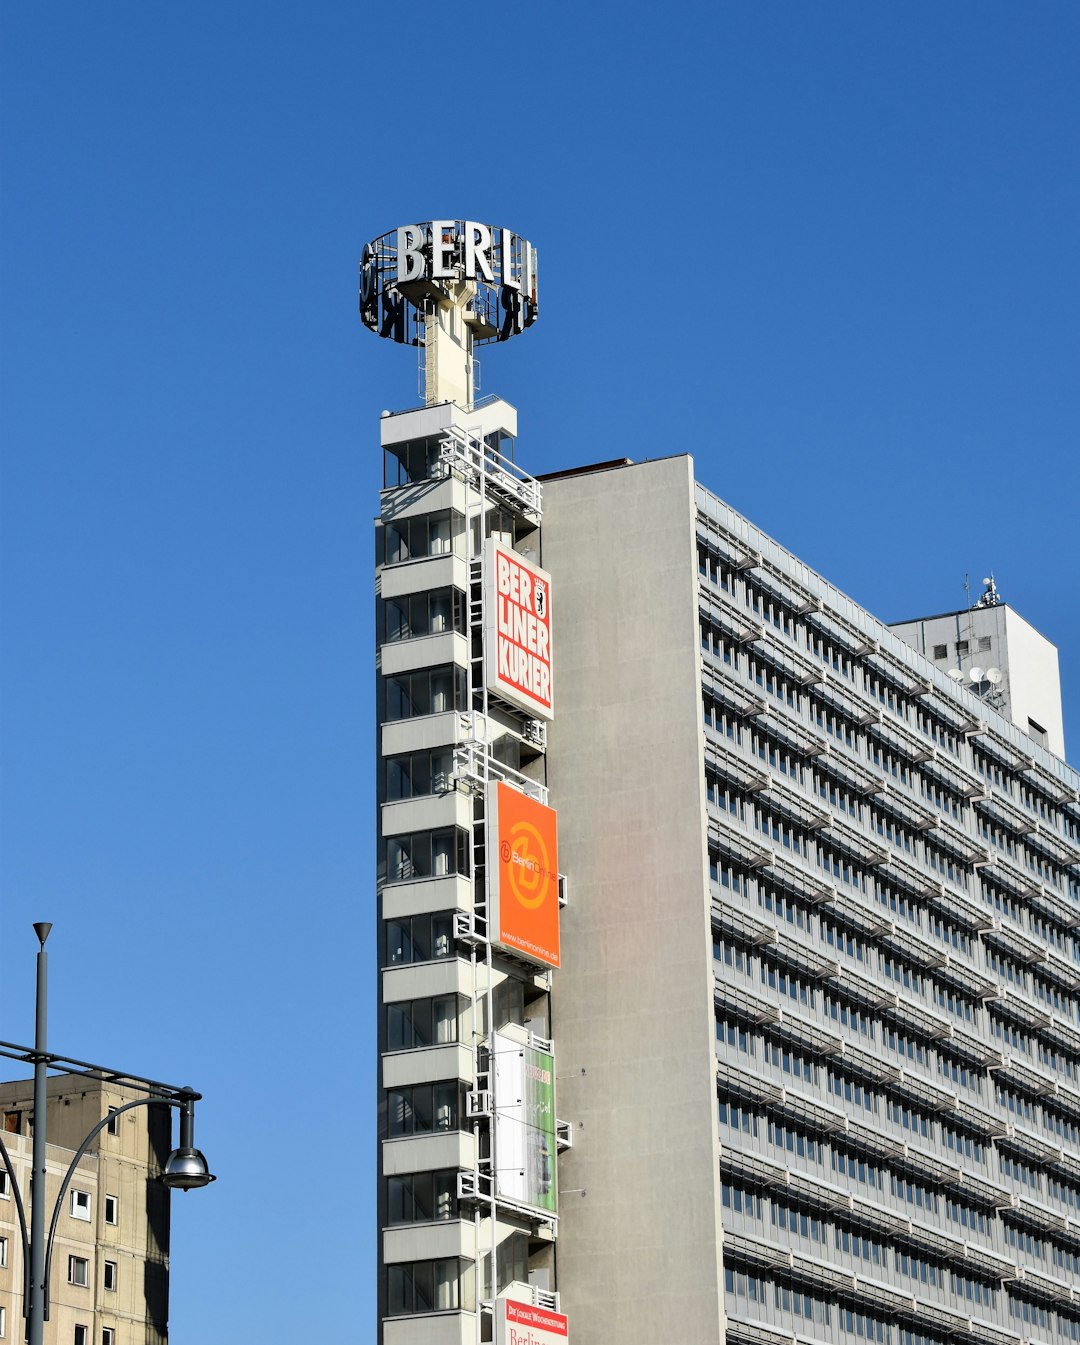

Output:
xmin=1 ymin=3 xmax=1078 ymax=1337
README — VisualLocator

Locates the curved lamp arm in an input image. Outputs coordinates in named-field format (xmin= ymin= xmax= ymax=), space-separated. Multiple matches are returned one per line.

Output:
xmin=0 ymin=1132 xmax=32 ymax=1317
xmin=42 ymin=1090 xmax=207 ymax=1320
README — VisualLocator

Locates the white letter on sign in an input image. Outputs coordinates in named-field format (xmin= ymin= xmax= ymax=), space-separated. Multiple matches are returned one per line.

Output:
xmin=431 ymin=219 xmax=457 ymax=279
xmin=397 ymin=225 xmax=426 ymax=283
xmin=501 ymin=228 xmax=519 ymax=290
xmin=464 ymin=222 xmax=494 ymax=282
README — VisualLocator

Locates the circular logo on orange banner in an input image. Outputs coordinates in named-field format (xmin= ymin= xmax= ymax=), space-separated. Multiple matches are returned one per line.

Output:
xmin=501 ymin=823 xmax=552 ymax=910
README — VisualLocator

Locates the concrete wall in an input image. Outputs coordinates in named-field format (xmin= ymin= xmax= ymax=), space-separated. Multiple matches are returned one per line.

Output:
xmin=1003 ymin=606 xmax=1065 ymax=756
xmin=542 ymin=456 xmax=726 ymax=1345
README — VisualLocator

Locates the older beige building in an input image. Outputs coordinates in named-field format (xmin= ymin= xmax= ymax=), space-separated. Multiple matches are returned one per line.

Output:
xmin=0 ymin=1077 xmax=170 ymax=1345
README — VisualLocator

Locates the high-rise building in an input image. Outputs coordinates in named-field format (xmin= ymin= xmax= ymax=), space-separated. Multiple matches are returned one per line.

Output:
xmin=367 ymin=222 xmax=1080 ymax=1345
xmin=0 ymin=1076 xmax=171 ymax=1345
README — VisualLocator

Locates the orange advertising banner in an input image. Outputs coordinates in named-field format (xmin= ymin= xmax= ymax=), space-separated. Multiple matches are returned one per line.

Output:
xmin=487 ymin=782 xmax=560 ymax=969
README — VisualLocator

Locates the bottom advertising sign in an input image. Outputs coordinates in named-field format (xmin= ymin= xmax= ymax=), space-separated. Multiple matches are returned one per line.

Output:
xmin=492 ymin=1030 xmax=557 ymax=1214
xmin=495 ymin=1297 xmax=569 ymax=1345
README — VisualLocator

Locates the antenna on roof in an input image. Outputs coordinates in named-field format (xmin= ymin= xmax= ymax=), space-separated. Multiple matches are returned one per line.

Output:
xmin=974 ymin=574 xmax=1001 ymax=608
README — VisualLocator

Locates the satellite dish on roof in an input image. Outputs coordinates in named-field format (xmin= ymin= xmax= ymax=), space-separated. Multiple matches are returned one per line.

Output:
xmin=969 ymin=667 xmax=986 ymax=683
xmin=947 ymin=668 xmax=965 ymax=681
xmin=985 ymin=667 xmax=1003 ymax=686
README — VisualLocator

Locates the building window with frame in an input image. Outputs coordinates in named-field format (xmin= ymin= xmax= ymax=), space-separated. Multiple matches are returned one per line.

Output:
xmin=384 ymin=912 xmax=455 ymax=967
xmin=103 ymin=1260 xmax=117 ymax=1291
xmin=70 ymin=1189 xmax=91 ymax=1221
xmin=384 ymin=828 xmax=470 ymax=884
xmin=68 ymin=1256 xmax=89 ymax=1287
xmin=73 ymin=1328 xmax=87 ymax=1345
xmin=0 ymin=1236 xmax=7 ymax=1269
xmin=387 ymin=995 xmax=466 ymax=1051
xmin=383 ymin=665 xmax=468 ymax=722
xmin=104 ymin=1194 xmax=118 ymax=1225
xmin=384 ymin=748 xmax=455 ymax=802
xmin=386 ymin=1082 xmax=467 ymax=1137
xmin=386 ymin=1256 xmax=475 ymax=1315
xmin=382 ymin=510 xmax=466 ymax=566
xmin=0 ymin=1169 xmax=8 ymax=1197
xmin=106 ymin=1108 xmax=119 ymax=1136
xmin=0 ymin=1305 xmax=6 ymax=1338
xmin=383 ymin=434 xmax=446 ymax=488
xmin=380 ymin=588 xmax=467 ymax=644
xmin=102 ymin=1331 xmax=115 ymax=1345
xmin=386 ymin=1170 xmax=458 ymax=1225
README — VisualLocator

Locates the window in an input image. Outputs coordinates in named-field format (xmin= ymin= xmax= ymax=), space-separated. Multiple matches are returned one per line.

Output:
xmin=384 ymin=828 xmax=470 ymax=883
xmin=384 ymin=912 xmax=455 ymax=966
xmin=718 ymin=1099 xmax=760 ymax=1136
xmin=386 ymin=1170 xmax=458 ymax=1224
xmin=723 ymin=1183 xmax=763 ymax=1217
xmin=382 ymin=510 xmax=465 ymax=565
xmin=68 ymin=1256 xmax=89 ymax=1287
xmin=383 ymin=665 xmax=468 ymax=722
xmin=383 ymin=434 xmax=445 ymax=488
xmin=386 ymin=1082 xmax=468 ymax=1137
xmin=70 ymin=1189 xmax=91 ymax=1221
xmin=978 ymin=636 xmax=992 ymax=652
xmin=74 ymin=1329 xmax=87 ymax=1345
xmin=0 ymin=1236 xmax=7 ymax=1268
xmin=104 ymin=1194 xmax=118 ymax=1225
xmin=2 ymin=1112 xmax=19 ymax=1134
xmin=103 ymin=1261 xmax=117 ymax=1291
xmin=102 ymin=1331 xmax=114 ymax=1345
xmin=380 ymin=588 xmax=466 ymax=644
xmin=0 ymin=1169 xmax=7 ymax=1197
xmin=385 ymin=748 xmax=454 ymax=802
xmin=1028 ymin=718 xmax=1049 ymax=748
xmin=0 ymin=1305 xmax=5 ymax=1338
xmin=956 ymin=640 xmax=969 ymax=655
xmin=387 ymin=1257 xmax=475 ymax=1315
xmin=932 ymin=644 xmax=947 ymax=660
xmin=106 ymin=1108 xmax=119 ymax=1136
xmin=387 ymin=995 xmax=465 ymax=1051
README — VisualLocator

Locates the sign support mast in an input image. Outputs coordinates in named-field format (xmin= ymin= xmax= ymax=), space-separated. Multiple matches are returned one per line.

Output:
xmin=363 ymin=220 xmax=565 ymax=1345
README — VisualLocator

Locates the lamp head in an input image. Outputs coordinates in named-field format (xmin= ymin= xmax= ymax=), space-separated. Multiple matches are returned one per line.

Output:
xmin=162 ymin=1147 xmax=216 ymax=1192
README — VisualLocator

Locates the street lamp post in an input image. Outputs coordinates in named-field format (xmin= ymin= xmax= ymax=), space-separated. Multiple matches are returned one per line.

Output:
xmin=0 ymin=924 xmax=214 ymax=1345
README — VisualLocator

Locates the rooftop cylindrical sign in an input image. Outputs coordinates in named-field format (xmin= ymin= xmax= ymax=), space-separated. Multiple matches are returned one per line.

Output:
xmin=359 ymin=220 xmax=538 ymax=347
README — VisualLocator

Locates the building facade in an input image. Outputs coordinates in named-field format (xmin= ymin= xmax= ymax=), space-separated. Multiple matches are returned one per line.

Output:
xmin=367 ymin=220 xmax=1080 ymax=1345
xmin=376 ymin=397 xmax=566 ymax=1345
xmin=375 ymin=430 xmax=1080 ymax=1345
xmin=0 ymin=1077 xmax=171 ymax=1345
xmin=545 ymin=456 xmax=1080 ymax=1345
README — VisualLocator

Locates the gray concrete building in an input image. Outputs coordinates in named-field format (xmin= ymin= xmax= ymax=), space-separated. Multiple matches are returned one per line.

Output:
xmin=375 ymin=409 xmax=1080 ymax=1345
xmin=365 ymin=220 xmax=1080 ymax=1345
xmin=0 ymin=1077 xmax=170 ymax=1345
xmin=545 ymin=456 xmax=1080 ymax=1345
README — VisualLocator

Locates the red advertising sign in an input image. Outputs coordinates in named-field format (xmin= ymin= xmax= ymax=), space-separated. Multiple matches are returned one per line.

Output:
xmin=485 ymin=540 xmax=554 ymax=720
xmin=487 ymin=782 xmax=560 ymax=969
xmin=495 ymin=1297 xmax=569 ymax=1345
